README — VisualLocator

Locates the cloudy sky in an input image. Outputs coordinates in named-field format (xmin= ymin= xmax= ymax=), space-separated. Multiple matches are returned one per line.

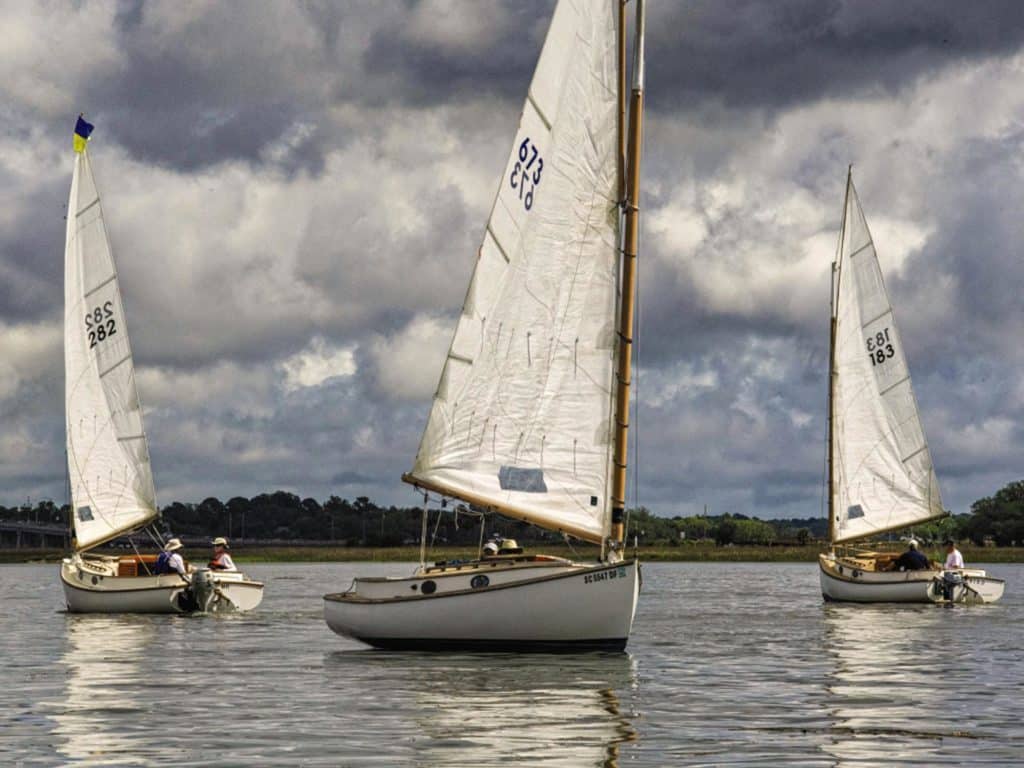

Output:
xmin=2 ymin=0 xmax=1023 ymax=519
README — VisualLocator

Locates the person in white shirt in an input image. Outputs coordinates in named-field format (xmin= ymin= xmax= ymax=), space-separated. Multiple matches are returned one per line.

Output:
xmin=943 ymin=538 xmax=965 ymax=570
xmin=157 ymin=538 xmax=190 ymax=581
xmin=208 ymin=537 xmax=237 ymax=571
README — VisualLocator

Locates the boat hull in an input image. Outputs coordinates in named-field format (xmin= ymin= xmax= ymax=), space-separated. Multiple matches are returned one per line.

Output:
xmin=819 ymin=553 xmax=1004 ymax=604
xmin=61 ymin=557 xmax=265 ymax=613
xmin=324 ymin=559 xmax=640 ymax=652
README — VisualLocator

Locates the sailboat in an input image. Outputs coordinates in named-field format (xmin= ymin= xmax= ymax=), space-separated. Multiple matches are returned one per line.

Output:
xmin=58 ymin=116 xmax=264 ymax=613
xmin=818 ymin=170 xmax=1004 ymax=604
xmin=324 ymin=0 xmax=647 ymax=650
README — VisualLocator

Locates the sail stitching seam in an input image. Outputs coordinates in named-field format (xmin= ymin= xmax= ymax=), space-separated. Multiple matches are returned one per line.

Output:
xmin=847 ymin=241 xmax=873 ymax=260
xmin=99 ymin=354 xmax=132 ymax=378
xmin=76 ymin=198 xmax=101 ymax=218
xmin=860 ymin=307 xmax=893 ymax=329
xmin=486 ymin=225 xmax=511 ymax=263
xmin=526 ymin=91 xmax=553 ymax=131
xmin=878 ymin=374 xmax=910 ymax=397
xmin=84 ymin=273 xmax=117 ymax=299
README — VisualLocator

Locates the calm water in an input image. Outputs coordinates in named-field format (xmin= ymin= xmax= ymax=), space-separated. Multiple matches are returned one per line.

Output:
xmin=2 ymin=561 xmax=1022 ymax=767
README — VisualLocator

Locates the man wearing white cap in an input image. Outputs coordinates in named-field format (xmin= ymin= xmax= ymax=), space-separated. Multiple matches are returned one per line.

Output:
xmin=481 ymin=540 xmax=499 ymax=559
xmin=208 ymin=537 xmax=237 ymax=571
xmin=156 ymin=538 xmax=190 ymax=581
xmin=891 ymin=539 xmax=930 ymax=571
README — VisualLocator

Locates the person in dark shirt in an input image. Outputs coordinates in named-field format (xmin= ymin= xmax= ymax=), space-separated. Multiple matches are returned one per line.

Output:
xmin=891 ymin=539 xmax=930 ymax=571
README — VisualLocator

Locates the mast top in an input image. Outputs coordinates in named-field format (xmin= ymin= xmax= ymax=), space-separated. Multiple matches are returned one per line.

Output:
xmin=631 ymin=0 xmax=646 ymax=91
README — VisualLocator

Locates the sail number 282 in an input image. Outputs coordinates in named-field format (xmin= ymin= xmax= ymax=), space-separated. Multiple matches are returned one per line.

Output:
xmin=509 ymin=137 xmax=544 ymax=211
xmin=85 ymin=301 xmax=117 ymax=349
xmin=866 ymin=327 xmax=894 ymax=366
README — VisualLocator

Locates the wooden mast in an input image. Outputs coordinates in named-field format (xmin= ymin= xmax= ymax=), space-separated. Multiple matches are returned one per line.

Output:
xmin=828 ymin=166 xmax=852 ymax=546
xmin=610 ymin=0 xmax=645 ymax=546
xmin=617 ymin=0 xmax=627 ymax=205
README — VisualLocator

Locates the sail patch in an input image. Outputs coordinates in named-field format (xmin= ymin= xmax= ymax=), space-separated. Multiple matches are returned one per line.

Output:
xmin=846 ymin=504 xmax=865 ymax=520
xmin=498 ymin=466 xmax=547 ymax=493
xmin=77 ymin=506 xmax=94 ymax=522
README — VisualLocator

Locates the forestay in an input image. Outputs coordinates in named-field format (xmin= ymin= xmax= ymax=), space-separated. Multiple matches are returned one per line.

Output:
xmin=408 ymin=0 xmax=620 ymax=544
xmin=65 ymin=147 xmax=157 ymax=550
xmin=831 ymin=177 xmax=944 ymax=543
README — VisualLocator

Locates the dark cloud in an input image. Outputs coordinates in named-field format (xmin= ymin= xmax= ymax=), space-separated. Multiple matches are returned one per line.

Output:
xmin=647 ymin=0 xmax=1024 ymax=113
xmin=1 ymin=0 xmax=1023 ymax=521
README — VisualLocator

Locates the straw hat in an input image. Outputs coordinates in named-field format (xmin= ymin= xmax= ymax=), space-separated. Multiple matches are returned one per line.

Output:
xmin=164 ymin=538 xmax=184 ymax=552
xmin=212 ymin=537 xmax=229 ymax=549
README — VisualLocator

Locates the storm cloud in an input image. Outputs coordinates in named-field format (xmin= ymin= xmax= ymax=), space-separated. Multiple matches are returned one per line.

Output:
xmin=1 ymin=0 xmax=1022 ymax=519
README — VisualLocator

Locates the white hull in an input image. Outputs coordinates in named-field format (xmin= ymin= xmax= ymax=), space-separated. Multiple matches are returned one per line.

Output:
xmin=819 ymin=553 xmax=1004 ymax=604
xmin=61 ymin=555 xmax=264 ymax=613
xmin=324 ymin=558 xmax=640 ymax=651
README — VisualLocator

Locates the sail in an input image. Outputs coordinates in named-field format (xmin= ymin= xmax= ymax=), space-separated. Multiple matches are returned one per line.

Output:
xmin=831 ymin=177 xmax=944 ymax=543
xmin=64 ymin=142 xmax=157 ymax=551
xmin=407 ymin=0 xmax=620 ymax=544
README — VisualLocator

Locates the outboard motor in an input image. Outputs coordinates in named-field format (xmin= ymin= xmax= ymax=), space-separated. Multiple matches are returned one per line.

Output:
xmin=940 ymin=571 xmax=964 ymax=602
xmin=175 ymin=569 xmax=222 ymax=613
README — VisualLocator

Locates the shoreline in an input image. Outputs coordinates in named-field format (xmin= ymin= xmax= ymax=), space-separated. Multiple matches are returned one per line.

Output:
xmin=4 ymin=544 xmax=1024 ymax=565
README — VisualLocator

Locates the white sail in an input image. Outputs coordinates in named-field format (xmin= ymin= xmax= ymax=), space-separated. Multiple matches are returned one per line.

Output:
xmin=65 ymin=145 xmax=157 ymax=551
xmin=831 ymin=177 xmax=944 ymax=544
xmin=409 ymin=0 xmax=620 ymax=544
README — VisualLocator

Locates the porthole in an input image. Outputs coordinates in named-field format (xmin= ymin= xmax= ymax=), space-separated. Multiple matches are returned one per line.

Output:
xmin=91 ymin=576 xmax=98 ymax=585
xmin=470 ymin=574 xmax=490 ymax=589
xmin=421 ymin=580 xmax=437 ymax=595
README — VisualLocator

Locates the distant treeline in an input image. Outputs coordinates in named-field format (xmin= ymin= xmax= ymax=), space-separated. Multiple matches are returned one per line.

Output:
xmin=3 ymin=479 xmax=1023 ymax=546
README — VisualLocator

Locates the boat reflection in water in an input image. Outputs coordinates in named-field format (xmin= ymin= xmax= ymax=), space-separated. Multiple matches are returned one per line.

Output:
xmin=821 ymin=603 xmax=987 ymax=765
xmin=325 ymin=650 xmax=637 ymax=767
xmin=52 ymin=615 xmax=159 ymax=766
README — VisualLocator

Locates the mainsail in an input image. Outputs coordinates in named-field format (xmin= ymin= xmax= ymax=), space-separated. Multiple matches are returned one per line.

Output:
xmin=64 ymin=122 xmax=157 ymax=550
xmin=830 ymin=175 xmax=944 ymax=544
xmin=407 ymin=0 xmax=621 ymax=544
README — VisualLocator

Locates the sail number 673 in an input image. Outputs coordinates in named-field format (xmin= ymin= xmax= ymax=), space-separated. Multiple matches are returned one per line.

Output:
xmin=866 ymin=327 xmax=894 ymax=367
xmin=509 ymin=137 xmax=544 ymax=211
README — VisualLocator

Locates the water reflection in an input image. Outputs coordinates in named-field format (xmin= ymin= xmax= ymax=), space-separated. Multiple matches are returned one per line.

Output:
xmin=821 ymin=604 xmax=978 ymax=766
xmin=53 ymin=615 xmax=159 ymax=766
xmin=324 ymin=651 xmax=637 ymax=767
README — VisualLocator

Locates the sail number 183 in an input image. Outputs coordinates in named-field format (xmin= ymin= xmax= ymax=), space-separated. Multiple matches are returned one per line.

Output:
xmin=509 ymin=137 xmax=544 ymax=211
xmin=866 ymin=327 xmax=894 ymax=366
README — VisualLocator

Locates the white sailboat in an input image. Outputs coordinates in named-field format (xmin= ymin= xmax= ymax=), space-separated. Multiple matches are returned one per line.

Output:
xmin=324 ymin=0 xmax=647 ymax=650
xmin=819 ymin=170 xmax=1004 ymax=604
xmin=58 ymin=116 xmax=264 ymax=613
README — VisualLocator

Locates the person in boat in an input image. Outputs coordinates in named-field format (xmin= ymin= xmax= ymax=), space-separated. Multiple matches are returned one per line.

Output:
xmin=943 ymin=539 xmax=965 ymax=570
xmin=208 ymin=537 xmax=237 ymax=571
xmin=498 ymin=538 xmax=524 ymax=556
xmin=155 ymin=538 xmax=190 ymax=581
xmin=481 ymin=540 xmax=500 ymax=559
xmin=891 ymin=539 xmax=930 ymax=571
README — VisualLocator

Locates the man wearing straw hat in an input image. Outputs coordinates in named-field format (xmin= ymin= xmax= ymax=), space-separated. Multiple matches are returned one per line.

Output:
xmin=208 ymin=537 xmax=237 ymax=572
xmin=155 ymin=538 xmax=190 ymax=581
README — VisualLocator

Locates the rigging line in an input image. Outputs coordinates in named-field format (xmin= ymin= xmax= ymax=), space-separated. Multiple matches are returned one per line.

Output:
xmin=632 ymin=196 xmax=641 ymax=515
xmin=820 ymin=402 xmax=829 ymax=519
xmin=429 ymin=501 xmax=444 ymax=549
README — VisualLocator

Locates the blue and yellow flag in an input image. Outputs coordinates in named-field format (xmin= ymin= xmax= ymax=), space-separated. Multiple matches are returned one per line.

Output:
xmin=73 ymin=115 xmax=94 ymax=153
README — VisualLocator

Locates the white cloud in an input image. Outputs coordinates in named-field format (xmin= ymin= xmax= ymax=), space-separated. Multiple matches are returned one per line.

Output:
xmin=279 ymin=337 xmax=356 ymax=392
xmin=368 ymin=314 xmax=451 ymax=401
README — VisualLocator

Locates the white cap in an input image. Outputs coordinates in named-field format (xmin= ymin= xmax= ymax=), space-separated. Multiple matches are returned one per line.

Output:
xmin=908 ymin=539 xmax=919 ymax=549
xmin=483 ymin=541 xmax=499 ymax=554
